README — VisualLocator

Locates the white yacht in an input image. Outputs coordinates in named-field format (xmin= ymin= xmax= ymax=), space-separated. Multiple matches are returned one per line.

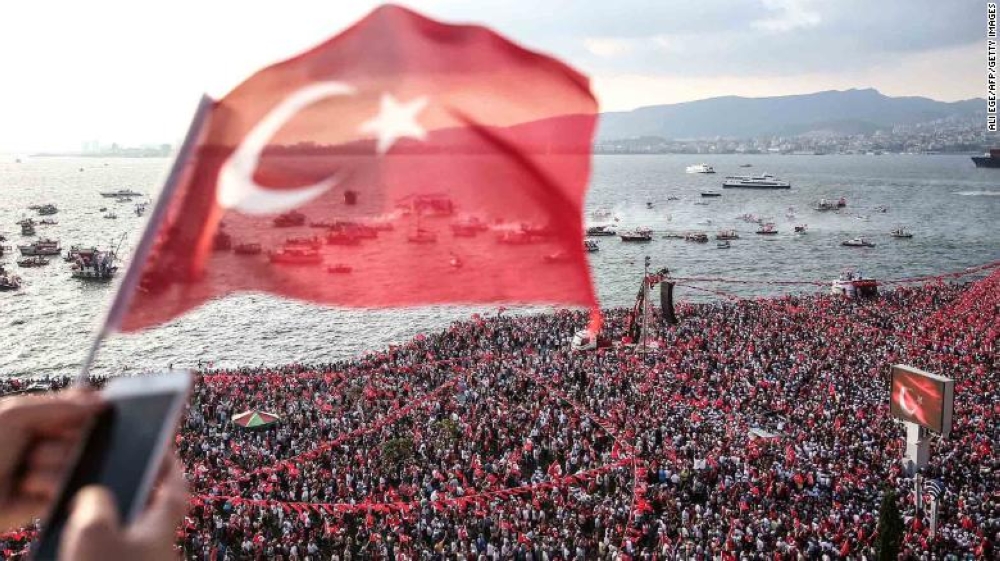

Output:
xmin=686 ymin=163 xmax=716 ymax=174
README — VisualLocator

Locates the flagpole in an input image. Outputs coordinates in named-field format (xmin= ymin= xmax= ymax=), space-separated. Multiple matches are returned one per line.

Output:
xmin=75 ymin=95 xmax=214 ymax=387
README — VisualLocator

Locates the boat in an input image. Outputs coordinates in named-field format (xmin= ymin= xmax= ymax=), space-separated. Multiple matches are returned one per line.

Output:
xmin=37 ymin=204 xmax=58 ymax=215
xmin=739 ymin=164 xmax=753 ymax=168
xmin=715 ymin=230 xmax=739 ymax=240
xmin=686 ymin=164 xmax=716 ymax=174
xmin=890 ymin=227 xmax=913 ymax=239
xmin=450 ymin=217 xmax=489 ymax=237
xmin=738 ymin=213 xmax=763 ymax=224
xmin=717 ymin=240 xmax=731 ymax=249
xmin=496 ymin=230 xmax=533 ymax=245
xmin=971 ymin=148 xmax=1000 ymax=168
xmin=273 ymin=210 xmax=306 ymax=227
xmin=285 ymin=236 xmax=323 ymax=249
xmin=448 ymin=255 xmax=463 ymax=269
xmin=213 ymin=231 xmax=233 ymax=251
xmin=100 ymin=189 xmax=144 ymax=198
xmin=722 ymin=174 xmax=791 ymax=189
xmin=329 ymin=222 xmax=379 ymax=240
xmin=586 ymin=225 xmax=617 ymax=237
xmin=584 ymin=240 xmax=599 ymax=252
xmin=794 ymin=225 xmax=808 ymax=234
xmin=700 ymin=192 xmax=721 ymax=198
xmin=38 ymin=219 xmax=58 ymax=226
xmin=646 ymin=201 xmax=653 ymax=209
xmin=874 ymin=205 xmax=889 ymax=213
xmin=70 ymin=246 xmax=118 ymax=281
xmin=18 ymin=239 xmax=61 ymax=256
xmin=0 ymin=266 xmax=21 ymax=291
xmin=831 ymin=270 xmax=878 ymax=298
xmin=134 ymin=202 xmax=148 ymax=217
xmin=543 ymin=251 xmax=570 ymax=264
xmin=234 ymin=243 xmax=263 ymax=255
xmin=17 ymin=256 xmax=50 ymax=267
xmin=115 ymin=196 xmax=132 ymax=203
xmin=103 ymin=212 xmax=117 ymax=219
xmin=326 ymin=264 xmax=353 ymax=274
xmin=590 ymin=208 xmax=614 ymax=221
xmin=619 ymin=229 xmax=652 ymax=242
xmin=407 ymin=228 xmax=438 ymax=244
xmin=841 ymin=237 xmax=875 ymax=248
xmin=755 ymin=223 xmax=778 ymax=235
xmin=99 ymin=207 xmax=108 ymax=212
xmin=813 ymin=199 xmax=843 ymax=212
xmin=684 ymin=232 xmax=709 ymax=243
xmin=269 ymin=247 xmax=322 ymax=265
xmin=326 ymin=231 xmax=361 ymax=246
xmin=20 ymin=220 xmax=36 ymax=236
xmin=666 ymin=196 xmax=680 ymax=201
xmin=396 ymin=194 xmax=455 ymax=217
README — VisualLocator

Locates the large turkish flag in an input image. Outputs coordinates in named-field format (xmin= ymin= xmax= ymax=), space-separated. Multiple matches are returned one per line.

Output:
xmin=114 ymin=4 xmax=598 ymax=332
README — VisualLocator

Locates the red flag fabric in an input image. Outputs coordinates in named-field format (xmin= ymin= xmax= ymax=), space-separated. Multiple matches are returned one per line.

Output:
xmin=116 ymin=4 xmax=598 ymax=332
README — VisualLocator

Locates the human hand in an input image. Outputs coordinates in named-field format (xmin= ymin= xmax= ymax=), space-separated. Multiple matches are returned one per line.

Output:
xmin=58 ymin=457 xmax=188 ymax=561
xmin=0 ymin=391 xmax=103 ymax=531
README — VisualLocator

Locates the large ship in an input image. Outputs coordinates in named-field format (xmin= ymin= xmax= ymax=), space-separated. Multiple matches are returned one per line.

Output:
xmin=722 ymin=174 xmax=791 ymax=189
xmin=971 ymin=149 xmax=1000 ymax=168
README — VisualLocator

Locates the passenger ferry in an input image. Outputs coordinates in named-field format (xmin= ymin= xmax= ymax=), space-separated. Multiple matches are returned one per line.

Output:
xmin=686 ymin=164 xmax=716 ymax=174
xmin=18 ymin=239 xmax=61 ymax=256
xmin=100 ymin=189 xmax=144 ymax=198
xmin=722 ymin=174 xmax=791 ymax=189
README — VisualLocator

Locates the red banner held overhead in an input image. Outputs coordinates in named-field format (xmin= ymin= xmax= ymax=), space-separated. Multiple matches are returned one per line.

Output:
xmin=112 ymin=4 xmax=599 ymax=333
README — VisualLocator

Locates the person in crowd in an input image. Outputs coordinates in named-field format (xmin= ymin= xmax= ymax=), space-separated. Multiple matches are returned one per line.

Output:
xmin=1 ymin=270 xmax=997 ymax=560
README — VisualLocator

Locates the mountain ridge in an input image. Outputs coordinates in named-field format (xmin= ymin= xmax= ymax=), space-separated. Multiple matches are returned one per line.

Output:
xmin=597 ymin=88 xmax=984 ymax=141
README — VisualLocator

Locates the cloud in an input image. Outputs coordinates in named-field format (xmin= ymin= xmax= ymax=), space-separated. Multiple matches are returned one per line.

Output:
xmin=752 ymin=0 xmax=822 ymax=33
xmin=584 ymin=38 xmax=633 ymax=58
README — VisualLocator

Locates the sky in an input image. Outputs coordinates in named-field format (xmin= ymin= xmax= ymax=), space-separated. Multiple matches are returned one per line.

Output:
xmin=0 ymin=0 xmax=985 ymax=152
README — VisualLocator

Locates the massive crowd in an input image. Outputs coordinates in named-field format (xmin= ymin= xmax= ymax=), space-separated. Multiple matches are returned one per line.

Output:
xmin=1 ymin=268 xmax=997 ymax=560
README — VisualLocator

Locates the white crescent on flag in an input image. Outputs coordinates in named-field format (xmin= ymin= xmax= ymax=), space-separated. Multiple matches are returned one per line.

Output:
xmin=217 ymin=81 xmax=356 ymax=214
xmin=898 ymin=385 xmax=919 ymax=416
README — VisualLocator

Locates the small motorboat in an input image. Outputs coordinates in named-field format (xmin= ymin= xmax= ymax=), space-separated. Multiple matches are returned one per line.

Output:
xmin=269 ymin=247 xmax=322 ymax=265
xmin=646 ymin=201 xmax=654 ymax=209
xmin=0 ymin=266 xmax=21 ymax=291
xmin=17 ymin=256 xmax=50 ymax=267
xmin=543 ymin=251 xmax=570 ymax=264
xmin=700 ymin=192 xmax=722 ymax=198
xmin=890 ymin=228 xmax=913 ymax=239
xmin=38 ymin=219 xmax=58 ymax=226
xmin=326 ymin=231 xmax=361 ymax=246
xmin=874 ymin=205 xmax=889 ymax=213
xmin=842 ymin=237 xmax=876 ymax=248
xmin=234 ymin=243 xmax=263 ymax=255
xmin=213 ymin=231 xmax=233 ymax=251
xmin=99 ymin=207 xmax=108 ymax=212
xmin=586 ymin=225 xmax=616 ymax=237
xmin=448 ymin=255 xmax=463 ymax=269
xmin=684 ymin=232 xmax=709 ymax=243
xmin=715 ymin=230 xmax=739 ymax=240
xmin=755 ymin=223 xmax=778 ymax=235
xmin=326 ymin=264 xmax=353 ymax=274
xmin=18 ymin=239 xmax=61 ymax=256
xmin=273 ymin=210 xmax=306 ymax=227
xmin=584 ymin=240 xmax=599 ymax=252
xmin=285 ymin=236 xmax=323 ymax=250
xmin=739 ymin=163 xmax=753 ymax=168
xmin=37 ymin=204 xmax=58 ymax=215
xmin=794 ymin=225 xmax=808 ymax=234
xmin=451 ymin=217 xmax=489 ymax=237
xmin=717 ymin=240 xmax=731 ymax=249
xmin=20 ymin=220 xmax=36 ymax=236
xmin=104 ymin=212 xmax=117 ymax=219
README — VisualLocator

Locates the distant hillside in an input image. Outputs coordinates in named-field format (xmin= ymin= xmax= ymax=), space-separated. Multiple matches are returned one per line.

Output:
xmin=597 ymin=88 xmax=982 ymax=140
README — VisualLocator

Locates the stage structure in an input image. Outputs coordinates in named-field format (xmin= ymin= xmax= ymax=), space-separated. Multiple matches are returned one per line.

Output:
xmin=625 ymin=262 xmax=673 ymax=348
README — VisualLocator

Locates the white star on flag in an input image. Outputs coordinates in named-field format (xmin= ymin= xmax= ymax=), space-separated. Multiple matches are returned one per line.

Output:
xmin=359 ymin=93 xmax=429 ymax=154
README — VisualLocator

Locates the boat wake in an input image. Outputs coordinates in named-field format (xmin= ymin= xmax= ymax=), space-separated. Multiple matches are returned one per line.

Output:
xmin=955 ymin=190 xmax=1000 ymax=197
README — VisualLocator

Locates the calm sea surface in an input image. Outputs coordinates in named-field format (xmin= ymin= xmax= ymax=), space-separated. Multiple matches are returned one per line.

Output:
xmin=1 ymin=154 xmax=998 ymax=376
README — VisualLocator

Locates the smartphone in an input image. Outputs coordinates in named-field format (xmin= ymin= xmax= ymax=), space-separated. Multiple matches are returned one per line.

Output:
xmin=31 ymin=371 xmax=192 ymax=560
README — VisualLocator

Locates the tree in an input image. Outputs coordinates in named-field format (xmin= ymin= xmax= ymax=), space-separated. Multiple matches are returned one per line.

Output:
xmin=381 ymin=437 xmax=414 ymax=466
xmin=876 ymin=487 xmax=905 ymax=561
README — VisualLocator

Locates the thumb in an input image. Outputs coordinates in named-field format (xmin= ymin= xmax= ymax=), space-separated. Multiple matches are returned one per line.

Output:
xmin=59 ymin=486 xmax=121 ymax=560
